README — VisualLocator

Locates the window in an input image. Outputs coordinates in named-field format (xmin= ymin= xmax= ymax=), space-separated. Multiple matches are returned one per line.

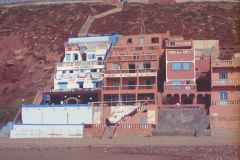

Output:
xmin=113 ymin=80 xmax=120 ymax=86
xmin=127 ymin=38 xmax=132 ymax=44
xmin=133 ymin=53 xmax=139 ymax=59
xmin=143 ymin=79 xmax=152 ymax=85
xmin=186 ymin=81 xmax=190 ymax=84
xmin=219 ymin=72 xmax=228 ymax=79
xmin=66 ymin=54 xmax=71 ymax=61
xmin=140 ymin=37 xmax=144 ymax=45
xmin=73 ymin=54 xmax=78 ymax=61
xmin=171 ymin=81 xmax=182 ymax=85
xmin=78 ymin=82 xmax=84 ymax=88
xmin=70 ymin=70 xmax=73 ymax=73
xmin=138 ymin=63 xmax=143 ymax=69
xmin=151 ymin=37 xmax=159 ymax=43
xmin=183 ymin=63 xmax=190 ymax=71
xmin=219 ymin=92 xmax=228 ymax=99
xmin=172 ymin=63 xmax=181 ymax=71
xmin=143 ymin=62 xmax=152 ymax=69
xmin=136 ymin=47 xmax=143 ymax=50
xmin=113 ymin=63 xmax=121 ymax=70
xmin=91 ymin=69 xmax=97 ymax=72
xmin=87 ymin=54 xmax=95 ymax=60
xmin=146 ymin=53 xmax=152 ymax=59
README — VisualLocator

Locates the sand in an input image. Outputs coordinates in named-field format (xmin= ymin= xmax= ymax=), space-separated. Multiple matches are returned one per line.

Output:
xmin=0 ymin=136 xmax=239 ymax=160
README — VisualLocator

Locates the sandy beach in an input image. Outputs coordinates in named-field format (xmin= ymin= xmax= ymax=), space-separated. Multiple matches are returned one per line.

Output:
xmin=0 ymin=136 xmax=239 ymax=160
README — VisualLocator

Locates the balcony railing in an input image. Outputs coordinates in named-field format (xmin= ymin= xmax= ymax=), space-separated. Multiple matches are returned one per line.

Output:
xmin=164 ymin=84 xmax=196 ymax=90
xmin=107 ymin=54 xmax=157 ymax=61
xmin=166 ymin=40 xmax=192 ymax=48
xmin=93 ymin=100 xmax=155 ymax=107
xmin=212 ymin=100 xmax=240 ymax=105
xmin=102 ymin=85 xmax=156 ymax=91
xmin=212 ymin=60 xmax=240 ymax=68
xmin=212 ymin=80 xmax=240 ymax=86
xmin=105 ymin=69 xmax=157 ymax=74
xmin=57 ymin=61 xmax=104 ymax=68
xmin=112 ymin=45 xmax=160 ymax=52
xmin=64 ymin=41 xmax=109 ymax=48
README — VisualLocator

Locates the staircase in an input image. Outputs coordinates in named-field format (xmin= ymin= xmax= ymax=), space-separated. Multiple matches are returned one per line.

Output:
xmin=32 ymin=67 xmax=57 ymax=105
xmin=101 ymin=100 xmax=151 ymax=138
xmin=77 ymin=2 xmax=123 ymax=37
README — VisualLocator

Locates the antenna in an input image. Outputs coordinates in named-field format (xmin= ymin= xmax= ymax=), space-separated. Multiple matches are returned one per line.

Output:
xmin=141 ymin=19 xmax=146 ymax=35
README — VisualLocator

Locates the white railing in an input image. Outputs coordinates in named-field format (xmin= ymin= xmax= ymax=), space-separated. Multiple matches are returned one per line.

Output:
xmin=212 ymin=80 xmax=240 ymax=85
xmin=57 ymin=61 xmax=104 ymax=68
xmin=212 ymin=100 xmax=240 ymax=105
xmin=102 ymin=85 xmax=156 ymax=90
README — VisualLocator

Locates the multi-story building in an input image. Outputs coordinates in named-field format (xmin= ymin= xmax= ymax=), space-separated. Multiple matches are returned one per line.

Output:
xmin=10 ymin=32 xmax=240 ymax=138
xmin=210 ymin=52 xmax=240 ymax=130
xmin=43 ymin=35 xmax=121 ymax=105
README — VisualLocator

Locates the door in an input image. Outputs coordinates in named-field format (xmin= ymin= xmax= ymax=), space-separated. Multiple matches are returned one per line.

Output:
xmin=128 ymin=63 xmax=136 ymax=73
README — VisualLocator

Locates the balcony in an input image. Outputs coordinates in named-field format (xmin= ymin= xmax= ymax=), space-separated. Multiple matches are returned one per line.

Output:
xmin=93 ymin=100 xmax=155 ymax=107
xmin=57 ymin=61 xmax=104 ymax=69
xmin=106 ymin=54 xmax=157 ymax=62
xmin=212 ymin=60 xmax=240 ymax=68
xmin=166 ymin=40 xmax=192 ymax=48
xmin=164 ymin=84 xmax=196 ymax=91
xmin=212 ymin=100 xmax=240 ymax=105
xmin=104 ymin=69 xmax=157 ymax=77
xmin=64 ymin=41 xmax=109 ymax=48
xmin=112 ymin=45 xmax=160 ymax=52
xmin=212 ymin=79 xmax=240 ymax=87
xmin=102 ymin=85 xmax=156 ymax=94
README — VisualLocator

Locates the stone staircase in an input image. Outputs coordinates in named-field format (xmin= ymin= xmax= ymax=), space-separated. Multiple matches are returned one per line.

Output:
xmin=101 ymin=100 xmax=151 ymax=138
xmin=78 ymin=2 xmax=123 ymax=37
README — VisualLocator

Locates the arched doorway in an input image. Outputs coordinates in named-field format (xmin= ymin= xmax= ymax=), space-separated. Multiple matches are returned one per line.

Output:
xmin=65 ymin=97 xmax=79 ymax=104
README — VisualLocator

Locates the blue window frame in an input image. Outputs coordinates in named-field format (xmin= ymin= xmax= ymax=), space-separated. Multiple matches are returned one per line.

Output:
xmin=219 ymin=72 xmax=228 ymax=79
xmin=87 ymin=54 xmax=96 ymax=60
xmin=219 ymin=92 xmax=228 ymax=99
xmin=66 ymin=54 xmax=71 ymax=61
xmin=171 ymin=81 xmax=182 ymax=85
xmin=183 ymin=62 xmax=190 ymax=71
xmin=172 ymin=63 xmax=181 ymax=71
xmin=73 ymin=53 xmax=78 ymax=61
xmin=58 ymin=82 xmax=67 ymax=90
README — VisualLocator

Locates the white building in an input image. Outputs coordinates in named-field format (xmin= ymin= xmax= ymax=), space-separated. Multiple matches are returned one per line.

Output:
xmin=54 ymin=35 xmax=121 ymax=91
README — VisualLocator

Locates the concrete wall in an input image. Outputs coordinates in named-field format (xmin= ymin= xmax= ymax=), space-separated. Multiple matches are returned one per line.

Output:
xmin=153 ymin=108 xmax=210 ymax=136
xmin=22 ymin=104 xmax=92 ymax=124
xmin=10 ymin=124 xmax=84 ymax=138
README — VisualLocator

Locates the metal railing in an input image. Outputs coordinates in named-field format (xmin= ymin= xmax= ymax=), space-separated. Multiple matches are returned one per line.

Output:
xmin=112 ymin=45 xmax=160 ymax=52
xmin=212 ymin=100 xmax=240 ymax=105
xmin=213 ymin=59 xmax=240 ymax=67
xmin=107 ymin=54 xmax=157 ymax=61
xmin=93 ymin=100 xmax=155 ymax=107
xmin=212 ymin=80 xmax=240 ymax=85
xmin=57 ymin=61 xmax=104 ymax=68
xmin=166 ymin=40 xmax=192 ymax=47
xmin=104 ymin=69 xmax=157 ymax=74
xmin=102 ymin=85 xmax=156 ymax=91
xmin=164 ymin=84 xmax=196 ymax=90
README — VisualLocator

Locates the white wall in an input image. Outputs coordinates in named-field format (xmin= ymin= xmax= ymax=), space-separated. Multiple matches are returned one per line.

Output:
xmin=10 ymin=124 xmax=84 ymax=138
xmin=22 ymin=105 xmax=92 ymax=124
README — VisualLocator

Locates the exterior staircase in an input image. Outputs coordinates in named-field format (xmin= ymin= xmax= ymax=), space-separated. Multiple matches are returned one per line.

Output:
xmin=101 ymin=100 xmax=151 ymax=138
xmin=78 ymin=2 xmax=123 ymax=37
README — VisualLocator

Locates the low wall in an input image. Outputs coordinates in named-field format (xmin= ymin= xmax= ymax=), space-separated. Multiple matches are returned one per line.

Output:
xmin=115 ymin=124 xmax=154 ymax=137
xmin=176 ymin=0 xmax=239 ymax=3
xmin=10 ymin=124 xmax=84 ymax=138
xmin=84 ymin=124 xmax=106 ymax=138
xmin=153 ymin=108 xmax=210 ymax=136
xmin=22 ymin=104 xmax=92 ymax=124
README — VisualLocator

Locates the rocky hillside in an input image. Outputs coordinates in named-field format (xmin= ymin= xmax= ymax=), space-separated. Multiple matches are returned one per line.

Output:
xmin=90 ymin=2 xmax=240 ymax=56
xmin=0 ymin=3 xmax=114 ymax=125
xmin=0 ymin=2 xmax=239 ymax=125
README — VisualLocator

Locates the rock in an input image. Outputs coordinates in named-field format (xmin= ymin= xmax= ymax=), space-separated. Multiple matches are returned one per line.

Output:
xmin=15 ymin=55 xmax=24 ymax=61
xmin=6 ymin=60 xmax=14 ymax=66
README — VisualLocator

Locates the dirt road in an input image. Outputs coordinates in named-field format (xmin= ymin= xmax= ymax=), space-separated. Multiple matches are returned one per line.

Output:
xmin=0 ymin=136 xmax=239 ymax=160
